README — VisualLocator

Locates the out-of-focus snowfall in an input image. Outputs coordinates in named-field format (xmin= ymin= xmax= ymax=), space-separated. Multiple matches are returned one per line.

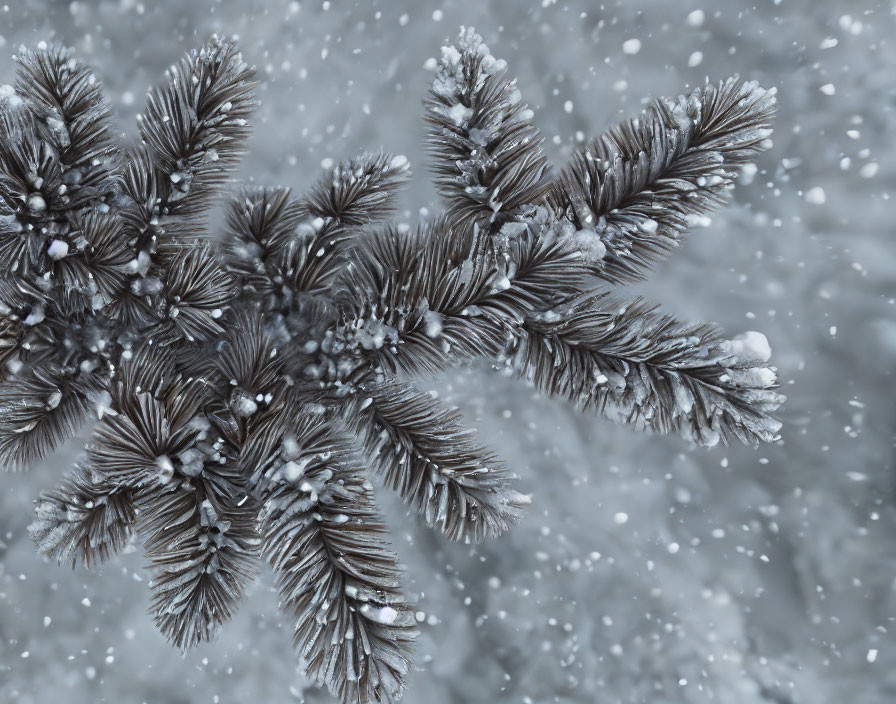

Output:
xmin=1 ymin=1 xmax=894 ymax=702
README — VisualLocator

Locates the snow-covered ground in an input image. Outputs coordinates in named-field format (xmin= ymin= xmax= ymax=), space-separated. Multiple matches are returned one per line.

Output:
xmin=2 ymin=1 xmax=894 ymax=702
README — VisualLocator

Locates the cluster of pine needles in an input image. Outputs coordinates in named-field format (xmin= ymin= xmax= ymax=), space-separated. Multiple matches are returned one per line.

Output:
xmin=0 ymin=28 xmax=782 ymax=703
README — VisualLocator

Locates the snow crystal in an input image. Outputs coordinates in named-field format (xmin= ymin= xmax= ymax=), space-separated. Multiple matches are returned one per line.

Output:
xmin=640 ymin=218 xmax=659 ymax=234
xmin=622 ymin=39 xmax=642 ymax=55
xmin=613 ymin=512 xmax=629 ymax=525
xmin=441 ymin=44 xmax=461 ymax=67
xmin=299 ymin=481 xmax=318 ymax=503
xmin=688 ymin=51 xmax=703 ymax=68
xmin=236 ymin=395 xmax=258 ymax=417
xmin=805 ymin=186 xmax=827 ymax=205
xmin=45 ymin=390 xmax=62 ymax=410
xmin=88 ymin=389 xmax=116 ymax=419
xmin=126 ymin=250 xmax=152 ymax=276
xmin=45 ymin=116 xmax=70 ymax=147
xmin=686 ymin=9 xmax=705 ymax=27
xmin=666 ymin=91 xmax=699 ymax=133
xmin=47 ymin=239 xmax=69 ymax=260
xmin=355 ymin=319 xmax=398 ymax=350
xmin=685 ymin=213 xmax=712 ymax=228
xmin=374 ymin=605 xmax=398 ymax=624
xmin=23 ymin=305 xmax=45 ymax=326
xmin=506 ymin=490 xmax=532 ymax=506
xmin=570 ymin=227 xmax=607 ymax=262
xmin=819 ymin=83 xmax=836 ymax=96
xmin=155 ymin=455 xmax=175 ymax=484
xmin=0 ymin=83 xmax=23 ymax=108
xmin=423 ymin=310 xmax=443 ymax=338
xmin=859 ymin=162 xmax=878 ymax=178
xmin=389 ymin=154 xmax=409 ymax=171
xmin=740 ymin=162 xmax=758 ymax=185
xmin=28 ymin=194 xmax=46 ymax=212
xmin=723 ymin=331 xmax=772 ymax=362
xmin=446 ymin=102 xmax=473 ymax=126
xmin=282 ymin=459 xmax=308 ymax=482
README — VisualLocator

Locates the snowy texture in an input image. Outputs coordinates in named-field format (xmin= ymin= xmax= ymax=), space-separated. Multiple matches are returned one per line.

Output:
xmin=0 ymin=3 xmax=893 ymax=704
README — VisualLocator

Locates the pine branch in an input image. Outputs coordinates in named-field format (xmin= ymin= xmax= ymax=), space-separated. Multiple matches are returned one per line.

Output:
xmin=140 ymin=480 xmax=260 ymax=650
xmin=305 ymin=152 xmax=410 ymax=229
xmin=5 ymin=29 xmax=787 ymax=704
xmin=192 ymin=309 xmax=296 ymax=458
xmin=0 ymin=108 xmax=67 ymax=277
xmin=257 ymin=414 xmax=416 ymax=703
xmin=0 ymin=366 xmax=95 ymax=470
xmin=343 ymin=382 xmax=527 ymax=542
xmin=148 ymin=244 xmax=237 ymax=344
xmin=114 ymin=342 xmax=180 ymax=398
xmin=135 ymin=36 xmax=256 ymax=220
xmin=30 ymin=462 xmax=135 ymax=568
xmin=86 ymin=358 xmax=259 ymax=648
xmin=328 ymin=217 xmax=586 ymax=380
xmin=211 ymin=309 xmax=285 ymax=397
xmin=0 ymin=277 xmax=61 ymax=380
xmin=424 ymin=27 xmax=551 ymax=231
xmin=223 ymin=186 xmax=305 ymax=303
xmin=505 ymin=293 xmax=784 ymax=446
xmin=50 ymin=209 xmax=131 ymax=314
xmin=549 ymin=78 xmax=777 ymax=283
xmin=298 ymin=152 xmax=411 ymax=293
xmin=0 ymin=315 xmax=18 ymax=379
xmin=119 ymin=144 xmax=196 ymax=249
xmin=13 ymin=42 xmax=118 ymax=204
xmin=221 ymin=153 xmax=410 ymax=324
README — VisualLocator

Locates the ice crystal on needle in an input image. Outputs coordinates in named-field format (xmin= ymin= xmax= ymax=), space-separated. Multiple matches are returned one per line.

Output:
xmin=2 ymin=27 xmax=783 ymax=704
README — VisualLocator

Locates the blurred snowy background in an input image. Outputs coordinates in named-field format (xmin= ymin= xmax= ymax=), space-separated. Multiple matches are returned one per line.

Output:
xmin=1 ymin=1 xmax=894 ymax=702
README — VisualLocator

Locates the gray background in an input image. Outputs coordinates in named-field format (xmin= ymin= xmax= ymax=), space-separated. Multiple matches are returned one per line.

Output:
xmin=1 ymin=1 xmax=894 ymax=702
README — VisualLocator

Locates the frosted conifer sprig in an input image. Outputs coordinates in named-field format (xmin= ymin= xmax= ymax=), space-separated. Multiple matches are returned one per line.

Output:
xmin=424 ymin=26 xmax=552 ymax=228
xmin=548 ymin=77 xmax=778 ymax=284
xmin=424 ymin=27 xmax=784 ymax=446
xmin=0 ymin=36 xmax=256 ymax=468
xmin=6 ymin=28 xmax=787 ymax=704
